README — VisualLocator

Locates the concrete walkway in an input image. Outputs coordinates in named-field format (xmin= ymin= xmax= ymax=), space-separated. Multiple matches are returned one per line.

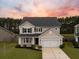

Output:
xmin=42 ymin=48 xmax=70 ymax=59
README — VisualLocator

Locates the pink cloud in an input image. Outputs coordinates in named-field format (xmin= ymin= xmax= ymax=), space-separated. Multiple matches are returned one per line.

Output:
xmin=0 ymin=7 xmax=79 ymax=19
xmin=0 ymin=0 xmax=79 ymax=18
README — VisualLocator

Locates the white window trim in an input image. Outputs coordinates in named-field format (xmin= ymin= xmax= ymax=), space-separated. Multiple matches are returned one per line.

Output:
xmin=22 ymin=37 xmax=32 ymax=44
xmin=22 ymin=28 xmax=32 ymax=33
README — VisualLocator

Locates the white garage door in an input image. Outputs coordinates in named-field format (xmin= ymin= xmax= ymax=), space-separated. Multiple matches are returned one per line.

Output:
xmin=42 ymin=40 xmax=60 ymax=48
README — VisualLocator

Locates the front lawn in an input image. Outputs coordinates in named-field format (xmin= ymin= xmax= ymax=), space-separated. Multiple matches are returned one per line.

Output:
xmin=0 ymin=42 xmax=79 ymax=59
xmin=0 ymin=42 xmax=42 ymax=59
xmin=62 ymin=42 xmax=79 ymax=59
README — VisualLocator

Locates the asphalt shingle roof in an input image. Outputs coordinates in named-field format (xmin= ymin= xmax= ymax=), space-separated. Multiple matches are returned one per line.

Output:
xmin=21 ymin=17 xmax=61 ymax=26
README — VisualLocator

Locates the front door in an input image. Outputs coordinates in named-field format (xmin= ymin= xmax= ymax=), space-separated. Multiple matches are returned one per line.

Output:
xmin=35 ymin=38 xmax=39 ymax=45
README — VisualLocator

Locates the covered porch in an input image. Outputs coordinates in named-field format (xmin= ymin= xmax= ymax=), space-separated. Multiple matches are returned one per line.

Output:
xmin=18 ymin=35 xmax=41 ymax=47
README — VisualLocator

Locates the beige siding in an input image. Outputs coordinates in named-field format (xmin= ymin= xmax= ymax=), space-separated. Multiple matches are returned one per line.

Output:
xmin=19 ymin=21 xmax=62 ymax=47
xmin=19 ymin=21 xmax=35 ymax=34
xmin=19 ymin=21 xmax=60 ymax=35
xmin=40 ymin=29 xmax=62 ymax=47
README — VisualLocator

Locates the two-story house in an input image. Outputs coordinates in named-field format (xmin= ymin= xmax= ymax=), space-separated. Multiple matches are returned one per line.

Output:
xmin=74 ymin=24 xmax=79 ymax=42
xmin=18 ymin=17 xmax=63 ymax=48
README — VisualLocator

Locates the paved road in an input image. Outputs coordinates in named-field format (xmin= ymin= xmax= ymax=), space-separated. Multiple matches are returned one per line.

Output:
xmin=42 ymin=48 xmax=70 ymax=59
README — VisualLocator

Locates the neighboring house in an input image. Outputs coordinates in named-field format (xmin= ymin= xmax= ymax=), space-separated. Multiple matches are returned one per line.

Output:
xmin=74 ymin=24 xmax=79 ymax=42
xmin=18 ymin=17 xmax=63 ymax=48
xmin=0 ymin=26 xmax=17 ymax=42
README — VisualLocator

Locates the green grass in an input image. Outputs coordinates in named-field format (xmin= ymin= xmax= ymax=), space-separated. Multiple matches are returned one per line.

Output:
xmin=62 ymin=42 xmax=79 ymax=59
xmin=0 ymin=41 xmax=79 ymax=59
xmin=0 ymin=42 xmax=42 ymax=59
xmin=62 ymin=34 xmax=74 ymax=38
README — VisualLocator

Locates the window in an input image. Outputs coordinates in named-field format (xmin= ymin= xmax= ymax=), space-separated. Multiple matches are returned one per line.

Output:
xmin=26 ymin=38 xmax=32 ymax=43
xmin=34 ymin=28 xmax=38 ymax=32
xmin=22 ymin=28 xmax=32 ymax=33
xmin=28 ymin=28 xmax=32 ymax=33
xmin=39 ymin=28 xmax=42 ymax=32
xmin=22 ymin=28 xmax=27 ymax=33
xmin=29 ymin=38 xmax=32 ymax=43
xmin=21 ymin=38 xmax=26 ymax=43
xmin=34 ymin=27 xmax=42 ymax=32
xmin=24 ymin=38 xmax=26 ymax=43
xmin=26 ymin=38 xmax=29 ymax=42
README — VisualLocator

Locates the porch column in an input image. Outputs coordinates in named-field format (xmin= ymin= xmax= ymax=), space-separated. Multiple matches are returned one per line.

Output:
xmin=75 ymin=36 xmax=78 ymax=42
xmin=32 ymin=28 xmax=35 ymax=34
xmin=18 ymin=37 xmax=24 ymax=47
xmin=32 ymin=37 xmax=35 ymax=45
xmin=39 ymin=39 xmax=41 ymax=46
xmin=18 ymin=37 xmax=21 ymax=45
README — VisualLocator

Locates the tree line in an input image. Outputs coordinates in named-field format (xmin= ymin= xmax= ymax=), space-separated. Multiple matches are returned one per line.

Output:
xmin=0 ymin=18 xmax=21 ymax=34
xmin=58 ymin=16 xmax=79 ymax=34
xmin=0 ymin=16 xmax=79 ymax=34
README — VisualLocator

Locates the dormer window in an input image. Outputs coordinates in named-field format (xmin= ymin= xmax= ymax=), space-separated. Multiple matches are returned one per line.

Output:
xmin=39 ymin=28 xmax=42 ymax=32
xmin=28 ymin=28 xmax=32 ymax=33
xmin=34 ymin=28 xmax=38 ymax=32
xmin=23 ymin=28 xmax=27 ymax=33
xmin=34 ymin=27 xmax=42 ymax=32
xmin=22 ymin=28 xmax=32 ymax=33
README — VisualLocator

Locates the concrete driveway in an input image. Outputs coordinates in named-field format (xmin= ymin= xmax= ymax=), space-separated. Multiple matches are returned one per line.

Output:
xmin=42 ymin=48 xmax=70 ymax=59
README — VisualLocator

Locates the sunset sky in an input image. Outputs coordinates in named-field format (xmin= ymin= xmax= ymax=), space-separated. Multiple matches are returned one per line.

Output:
xmin=0 ymin=0 xmax=79 ymax=19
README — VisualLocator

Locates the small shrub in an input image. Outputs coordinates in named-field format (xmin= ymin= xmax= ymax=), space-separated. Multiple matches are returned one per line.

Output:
xmin=38 ymin=46 xmax=42 ymax=49
xmin=38 ymin=46 xmax=42 ymax=50
xmin=31 ymin=45 xmax=35 ymax=49
xmin=23 ymin=45 xmax=26 ymax=48
xmin=60 ymin=43 xmax=65 ymax=48
xmin=72 ymin=42 xmax=79 ymax=48
xmin=15 ymin=45 xmax=21 ymax=48
xmin=31 ymin=45 xmax=42 ymax=50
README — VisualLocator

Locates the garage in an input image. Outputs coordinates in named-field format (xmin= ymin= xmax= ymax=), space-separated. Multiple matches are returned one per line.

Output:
xmin=39 ymin=29 xmax=63 ymax=48
xmin=41 ymin=39 xmax=60 ymax=48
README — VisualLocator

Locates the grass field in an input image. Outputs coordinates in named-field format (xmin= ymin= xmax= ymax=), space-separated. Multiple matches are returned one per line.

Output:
xmin=62 ymin=42 xmax=79 ymax=59
xmin=0 ymin=42 xmax=42 ymax=59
